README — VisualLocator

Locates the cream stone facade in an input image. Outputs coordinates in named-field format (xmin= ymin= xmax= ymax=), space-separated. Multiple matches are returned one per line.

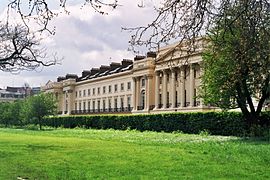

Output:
xmin=42 ymin=40 xmax=216 ymax=115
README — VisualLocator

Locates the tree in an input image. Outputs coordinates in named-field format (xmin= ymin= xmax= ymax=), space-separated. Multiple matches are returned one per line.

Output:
xmin=26 ymin=93 xmax=57 ymax=130
xmin=0 ymin=24 xmax=57 ymax=72
xmin=0 ymin=100 xmax=24 ymax=127
xmin=201 ymin=1 xmax=270 ymax=127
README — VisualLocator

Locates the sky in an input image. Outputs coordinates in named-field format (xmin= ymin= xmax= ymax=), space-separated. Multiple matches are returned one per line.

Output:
xmin=0 ymin=0 xmax=158 ymax=88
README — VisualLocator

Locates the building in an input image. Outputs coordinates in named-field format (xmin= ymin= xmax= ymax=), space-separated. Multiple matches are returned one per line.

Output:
xmin=43 ymin=39 xmax=220 ymax=115
xmin=0 ymin=86 xmax=41 ymax=102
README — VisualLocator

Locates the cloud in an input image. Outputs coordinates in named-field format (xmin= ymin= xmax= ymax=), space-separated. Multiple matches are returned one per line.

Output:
xmin=0 ymin=0 xmax=157 ymax=88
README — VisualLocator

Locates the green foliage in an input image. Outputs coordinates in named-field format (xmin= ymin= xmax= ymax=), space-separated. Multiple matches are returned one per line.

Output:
xmin=43 ymin=112 xmax=270 ymax=136
xmin=201 ymin=0 xmax=270 ymax=125
xmin=0 ymin=100 xmax=25 ymax=127
xmin=0 ymin=93 xmax=57 ymax=129
xmin=26 ymin=93 xmax=57 ymax=130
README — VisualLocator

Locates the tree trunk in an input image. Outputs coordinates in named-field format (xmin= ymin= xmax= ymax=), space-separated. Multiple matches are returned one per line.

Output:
xmin=38 ymin=117 xmax=42 ymax=130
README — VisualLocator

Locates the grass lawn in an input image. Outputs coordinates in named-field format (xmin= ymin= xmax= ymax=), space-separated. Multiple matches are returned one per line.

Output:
xmin=0 ymin=128 xmax=269 ymax=179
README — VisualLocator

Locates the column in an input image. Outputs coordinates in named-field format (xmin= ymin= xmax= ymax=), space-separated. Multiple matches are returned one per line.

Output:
xmin=136 ymin=76 xmax=141 ymax=110
xmin=145 ymin=75 xmax=149 ymax=111
xmin=132 ymin=77 xmax=137 ymax=111
xmin=180 ymin=67 xmax=185 ymax=107
xmin=190 ymin=64 xmax=195 ymax=107
xmin=198 ymin=62 xmax=203 ymax=107
xmin=62 ymin=91 xmax=66 ymax=114
xmin=67 ymin=90 xmax=73 ymax=114
xmin=162 ymin=70 xmax=168 ymax=108
xmin=171 ymin=68 xmax=176 ymax=108
xmin=154 ymin=71 xmax=160 ymax=109
xmin=145 ymin=75 xmax=153 ymax=111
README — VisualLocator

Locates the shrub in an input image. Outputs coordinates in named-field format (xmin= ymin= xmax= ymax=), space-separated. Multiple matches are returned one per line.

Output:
xmin=43 ymin=111 xmax=270 ymax=136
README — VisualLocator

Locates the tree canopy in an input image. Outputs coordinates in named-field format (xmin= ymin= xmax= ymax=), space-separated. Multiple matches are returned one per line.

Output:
xmin=201 ymin=0 xmax=270 ymax=126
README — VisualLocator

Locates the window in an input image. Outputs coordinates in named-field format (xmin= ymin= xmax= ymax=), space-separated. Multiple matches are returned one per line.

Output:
xmin=141 ymin=78 xmax=145 ymax=87
xmin=108 ymin=99 xmax=112 ymax=111
xmin=121 ymin=83 xmax=124 ymax=91
xmin=83 ymin=90 xmax=86 ymax=97
xmin=109 ymin=85 xmax=112 ymax=93
xmin=88 ymin=101 xmax=90 ymax=110
xmin=127 ymin=96 xmax=131 ymax=108
xmin=83 ymin=102 xmax=86 ymax=110
xmin=114 ymin=97 xmax=118 ymax=109
xmin=88 ymin=89 xmax=91 ymax=96
xmin=75 ymin=102 xmax=77 ymax=110
xmin=75 ymin=91 xmax=78 ymax=98
xmin=79 ymin=91 xmax=81 ymax=97
xmin=120 ymin=97 xmax=124 ymax=109
xmin=98 ymin=87 xmax=100 ymax=95
xmin=79 ymin=102 xmax=81 ymax=110
xmin=92 ymin=101 xmax=96 ymax=111
xmin=97 ymin=100 xmax=100 ymax=111
xmin=194 ymin=69 xmax=197 ymax=79
xmin=103 ymin=100 xmax=106 ymax=111
xmin=114 ymin=84 xmax=118 ymax=92
xmin=127 ymin=82 xmax=131 ymax=90
xmin=93 ymin=88 xmax=95 ymax=95
xmin=103 ymin=86 xmax=106 ymax=94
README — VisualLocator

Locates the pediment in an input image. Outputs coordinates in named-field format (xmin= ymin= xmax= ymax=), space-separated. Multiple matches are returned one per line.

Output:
xmin=45 ymin=80 xmax=53 ymax=85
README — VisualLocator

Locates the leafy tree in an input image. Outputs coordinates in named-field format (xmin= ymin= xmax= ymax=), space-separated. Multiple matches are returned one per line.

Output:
xmin=0 ymin=100 xmax=24 ymax=127
xmin=26 ymin=93 xmax=57 ymax=130
xmin=0 ymin=102 xmax=12 ymax=127
xmin=201 ymin=1 xmax=270 ymax=127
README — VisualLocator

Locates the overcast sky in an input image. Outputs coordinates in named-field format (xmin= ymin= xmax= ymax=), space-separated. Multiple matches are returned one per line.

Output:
xmin=0 ymin=0 xmax=158 ymax=88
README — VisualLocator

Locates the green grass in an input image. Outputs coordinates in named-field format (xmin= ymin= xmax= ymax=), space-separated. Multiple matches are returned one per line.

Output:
xmin=0 ymin=128 xmax=269 ymax=179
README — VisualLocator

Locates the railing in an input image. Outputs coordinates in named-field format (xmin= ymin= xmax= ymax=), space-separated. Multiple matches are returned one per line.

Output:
xmin=149 ymin=105 xmax=155 ymax=110
xmin=71 ymin=107 xmax=133 ymax=115
xmin=137 ymin=106 xmax=145 ymax=110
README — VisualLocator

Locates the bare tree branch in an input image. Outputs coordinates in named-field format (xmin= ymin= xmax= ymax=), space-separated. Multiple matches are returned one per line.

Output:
xmin=0 ymin=24 xmax=58 ymax=72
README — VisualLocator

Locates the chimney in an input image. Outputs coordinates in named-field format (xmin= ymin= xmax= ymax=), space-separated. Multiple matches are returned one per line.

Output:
xmin=90 ymin=68 xmax=100 ymax=75
xmin=82 ymin=70 xmax=91 ymax=77
xmin=121 ymin=59 xmax=133 ymax=67
xmin=65 ymin=74 xmax=78 ymax=79
xmin=134 ymin=55 xmax=146 ymax=61
xmin=110 ymin=62 xmax=121 ymax=70
xmin=147 ymin=51 xmax=157 ymax=58
xmin=100 ymin=65 xmax=110 ymax=73
xmin=57 ymin=76 xmax=66 ymax=82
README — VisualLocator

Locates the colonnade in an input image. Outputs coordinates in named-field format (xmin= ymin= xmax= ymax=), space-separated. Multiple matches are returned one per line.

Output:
xmin=154 ymin=64 xmax=199 ymax=109
xmin=133 ymin=63 xmax=201 ymax=112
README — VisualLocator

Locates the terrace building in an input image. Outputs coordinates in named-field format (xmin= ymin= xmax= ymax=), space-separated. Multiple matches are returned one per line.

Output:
xmin=46 ymin=39 xmax=263 ymax=115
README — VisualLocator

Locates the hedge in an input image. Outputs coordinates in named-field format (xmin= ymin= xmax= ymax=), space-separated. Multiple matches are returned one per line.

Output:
xmin=43 ymin=112 xmax=270 ymax=136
